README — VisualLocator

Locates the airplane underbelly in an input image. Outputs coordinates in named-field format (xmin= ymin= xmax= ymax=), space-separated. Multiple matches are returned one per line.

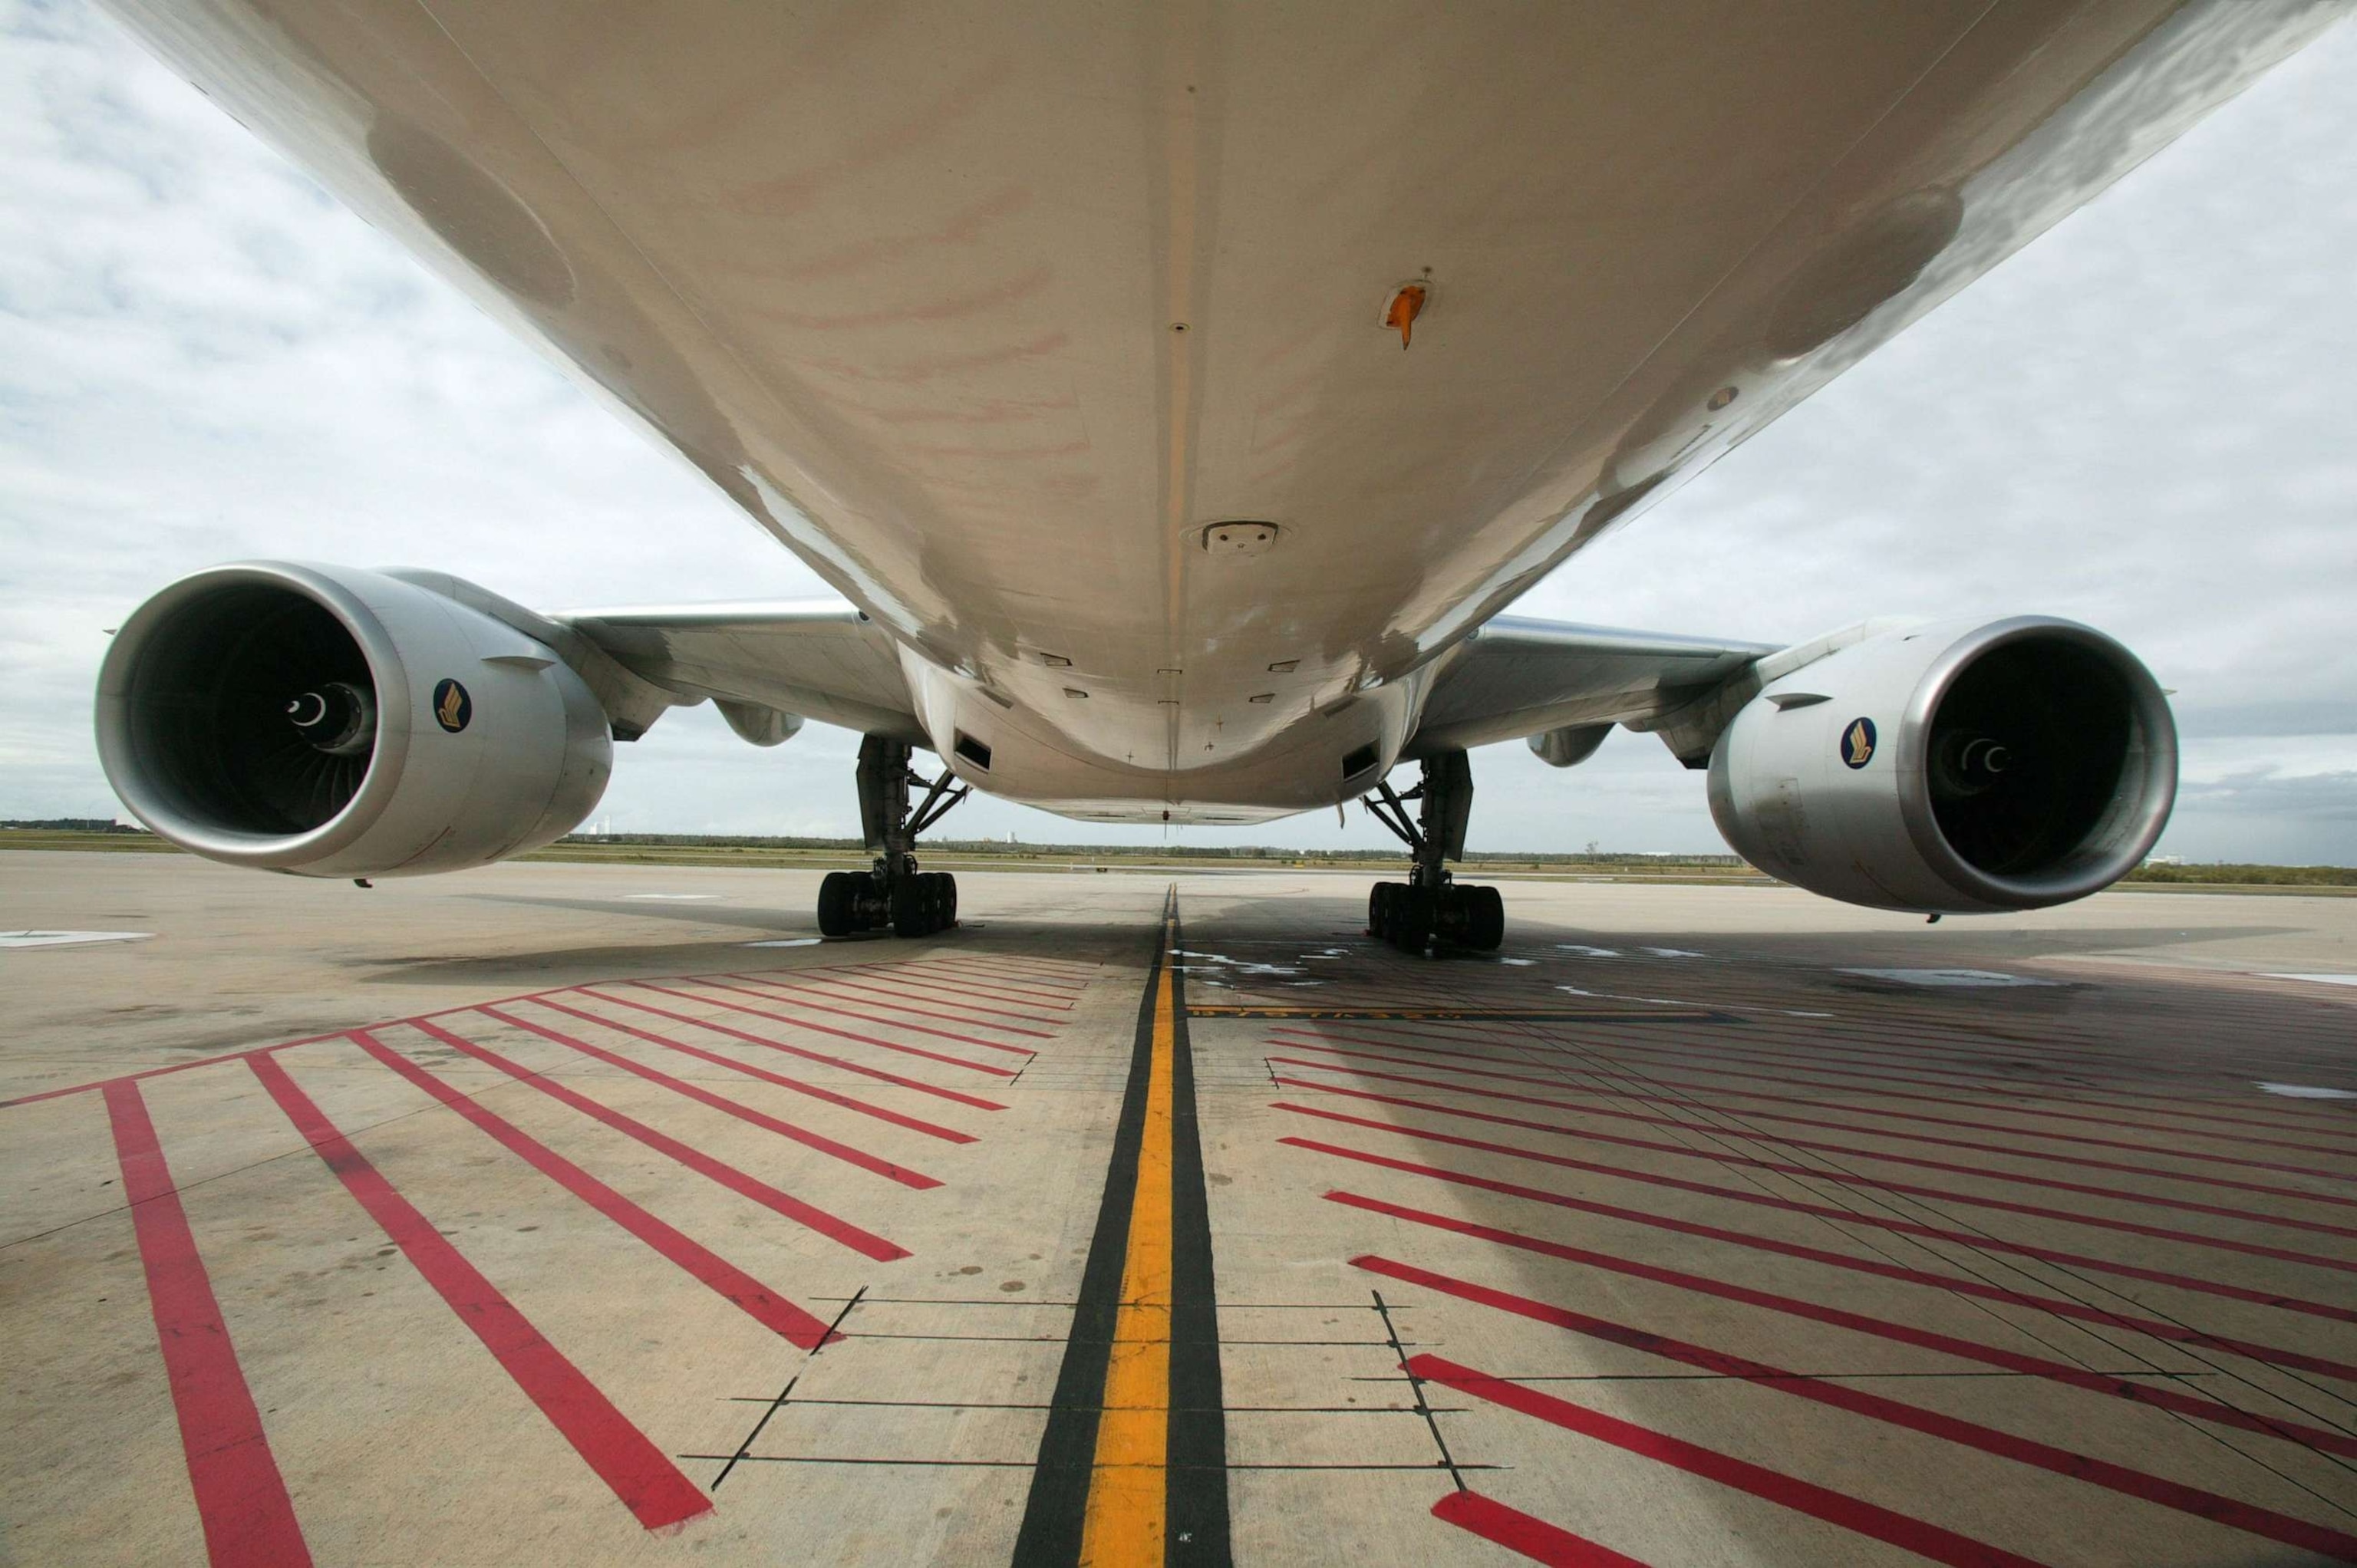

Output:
xmin=93 ymin=0 xmax=2343 ymax=797
xmin=902 ymin=657 xmax=1434 ymax=821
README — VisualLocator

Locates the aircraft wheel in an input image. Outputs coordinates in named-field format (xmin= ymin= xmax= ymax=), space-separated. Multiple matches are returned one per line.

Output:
xmin=891 ymin=875 xmax=933 ymax=937
xmin=1368 ymin=883 xmax=1389 ymax=938
xmin=817 ymin=871 xmax=857 ymax=937
xmin=1463 ymin=884 xmax=1505 ymax=950
xmin=926 ymin=872 xmax=956 ymax=931
xmin=939 ymin=872 xmax=958 ymax=925
xmin=1390 ymin=888 xmax=1432 ymax=953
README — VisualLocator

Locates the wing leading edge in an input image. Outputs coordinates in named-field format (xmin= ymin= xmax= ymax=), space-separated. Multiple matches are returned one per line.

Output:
xmin=559 ymin=602 xmax=925 ymax=745
xmin=1407 ymin=615 xmax=1775 ymax=762
xmin=556 ymin=596 xmax=1782 ymax=779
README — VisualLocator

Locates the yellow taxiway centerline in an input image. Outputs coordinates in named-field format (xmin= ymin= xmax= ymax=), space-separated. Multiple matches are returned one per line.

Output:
xmin=1078 ymin=906 xmax=1179 ymax=1564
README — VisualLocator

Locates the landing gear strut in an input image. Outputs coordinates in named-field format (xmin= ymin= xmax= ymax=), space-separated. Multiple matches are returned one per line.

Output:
xmin=1361 ymin=749 xmax=1505 ymax=952
xmin=816 ymin=736 xmax=969 ymax=938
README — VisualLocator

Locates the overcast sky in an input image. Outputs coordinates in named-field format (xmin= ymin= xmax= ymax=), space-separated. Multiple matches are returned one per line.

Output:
xmin=2 ymin=2 xmax=2353 ymax=862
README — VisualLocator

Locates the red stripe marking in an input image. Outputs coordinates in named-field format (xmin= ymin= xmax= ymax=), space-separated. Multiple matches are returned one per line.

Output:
xmin=246 ymin=1053 xmax=710 ymax=1531
xmin=1278 ymin=1022 xmax=2357 ymax=1162
xmin=626 ymin=983 xmax=1022 ymax=1076
xmin=1281 ymin=1138 xmax=2357 ymax=1369
xmin=104 ymin=1082 xmax=312 ymax=1567
xmin=555 ymin=991 xmax=1006 ymax=1109
xmin=875 ymin=959 xmax=1089 ymax=999
xmin=1267 ymin=1026 xmax=2354 ymax=1182
xmin=1384 ymin=1264 xmax=2357 ymax=1560
xmin=391 ymin=1022 xmax=905 ymax=1260
xmin=351 ymin=1030 xmax=837 ymax=1347
xmin=904 ymin=954 xmax=1094 ymax=982
xmin=1538 ymin=1023 xmax=2357 ymax=1142
xmin=483 ymin=1004 xmax=971 ymax=1136
xmin=684 ymin=977 xmax=1039 ymax=1056
xmin=459 ymin=1012 xmax=937 ymax=1189
xmin=724 ymin=970 xmax=1058 ymax=1031
xmin=1268 ymin=1043 xmax=2357 ymax=1207
xmin=1580 ymin=987 xmax=2340 ymax=1079
xmin=494 ymin=1003 xmax=974 ymax=1143
xmin=1417 ymin=1009 xmax=2184 ymax=1095
xmin=1410 ymin=1356 xmax=2051 ymax=1568
xmin=1275 ymin=1100 xmax=2357 ymax=1279
xmin=1270 ymin=1025 xmax=2357 ymax=1185
xmin=1268 ymin=1033 xmax=1594 ymax=1087
xmin=1430 ymin=1491 xmax=1649 ymax=1566
xmin=1319 ymin=1023 xmax=2357 ymax=1160
xmin=0 ymin=958 xmax=1057 ymax=1111
xmin=1338 ymin=1195 xmax=2357 ymax=1458
xmin=1271 ymin=1066 xmax=2357 ymax=1240
xmin=0 ymin=956 xmax=1081 ymax=1112
xmin=823 ymin=964 xmax=1076 ymax=1012
xmin=2 ymin=1033 xmax=346 ymax=1109
xmin=1271 ymin=1050 xmax=2356 ymax=1208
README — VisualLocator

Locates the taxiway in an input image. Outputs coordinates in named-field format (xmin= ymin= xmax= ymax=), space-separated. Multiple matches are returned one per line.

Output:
xmin=3 ymin=852 xmax=2355 ymax=1565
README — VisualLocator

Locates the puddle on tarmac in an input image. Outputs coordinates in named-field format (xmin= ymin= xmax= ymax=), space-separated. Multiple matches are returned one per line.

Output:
xmin=1556 ymin=983 xmax=1686 ymax=1006
xmin=1838 ymin=968 xmax=2057 ymax=989
xmin=1174 ymin=949 xmax=1305 ymax=977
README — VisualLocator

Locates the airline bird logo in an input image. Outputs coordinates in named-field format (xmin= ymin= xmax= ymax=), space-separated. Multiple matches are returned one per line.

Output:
xmin=1842 ymin=716 xmax=1877 ymax=769
xmin=433 ymin=679 xmax=471 ymax=734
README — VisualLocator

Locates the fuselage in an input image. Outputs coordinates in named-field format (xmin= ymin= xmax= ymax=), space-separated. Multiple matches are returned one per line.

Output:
xmin=96 ymin=0 xmax=2342 ymax=820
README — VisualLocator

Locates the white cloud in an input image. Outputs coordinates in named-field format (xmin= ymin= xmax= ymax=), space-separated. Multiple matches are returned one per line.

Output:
xmin=2 ymin=2 xmax=2353 ymax=865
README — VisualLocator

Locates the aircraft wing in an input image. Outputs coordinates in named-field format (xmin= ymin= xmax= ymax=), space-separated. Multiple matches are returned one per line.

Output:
xmin=559 ymin=597 xmax=1774 ymax=760
xmin=561 ymin=597 xmax=1772 ymax=769
xmin=1407 ymin=615 xmax=1775 ymax=759
xmin=559 ymin=601 xmax=926 ymax=745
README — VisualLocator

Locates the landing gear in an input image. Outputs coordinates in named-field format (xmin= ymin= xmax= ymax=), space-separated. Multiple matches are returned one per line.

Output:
xmin=816 ymin=736 xmax=969 ymax=938
xmin=1360 ymin=749 xmax=1505 ymax=953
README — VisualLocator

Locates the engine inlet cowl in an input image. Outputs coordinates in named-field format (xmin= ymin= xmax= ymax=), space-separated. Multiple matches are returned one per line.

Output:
xmin=95 ymin=561 xmax=612 ymax=878
xmin=1707 ymin=617 xmax=2177 ymax=914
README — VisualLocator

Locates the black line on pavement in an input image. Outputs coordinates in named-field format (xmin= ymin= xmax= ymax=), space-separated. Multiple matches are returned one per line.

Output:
xmin=1010 ymin=896 xmax=1166 ymax=1564
xmin=712 ymin=1286 xmax=867 ymax=1490
xmin=1165 ymin=895 xmax=1234 ymax=1568
xmin=1373 ymin=1289 xmax=1463 ymax=1491
xmin=1186 ymin=1006 xmax=1737 ymax=1023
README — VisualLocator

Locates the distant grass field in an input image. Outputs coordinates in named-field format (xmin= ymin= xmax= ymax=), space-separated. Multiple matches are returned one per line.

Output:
xmin=6 ymin=825 xmax=2350 ymax=893
xmin=0 ymin=828 xmax=1769 ymax=884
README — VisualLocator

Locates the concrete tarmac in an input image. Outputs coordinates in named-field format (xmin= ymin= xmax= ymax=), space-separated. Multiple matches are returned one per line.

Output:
xmin=3 ymin=851 xmax=2355 ymax=1566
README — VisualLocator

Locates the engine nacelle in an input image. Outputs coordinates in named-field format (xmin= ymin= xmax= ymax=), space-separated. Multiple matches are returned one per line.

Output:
xmin=94 ymin=562 xmax=612 ymax=878
xmin=1708 ymin=617 xmax=2176 ymax=913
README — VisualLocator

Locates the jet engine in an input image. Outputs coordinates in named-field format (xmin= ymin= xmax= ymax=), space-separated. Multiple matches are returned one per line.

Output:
xmin=1707 ymin=617 xmax=2176 ymax=913
xmin=94 ymin=562 xmax=612 ymax=878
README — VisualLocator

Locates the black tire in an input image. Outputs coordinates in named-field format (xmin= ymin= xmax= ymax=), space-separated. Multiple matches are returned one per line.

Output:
xmin=939 ymin=873 xmax=958 ymax=926
xmin=1464 ymin=884 xmax=1505 ymax=951
xmin=1368 ymin=883 xmax=1389 ymax=938
xmin=891 ymin=875 xmax=932 ymax=937
xmin=1390 ymin=888 xmax=1432 ymax=953
xmin=816 ymin=871 xmax=856 ymax=937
